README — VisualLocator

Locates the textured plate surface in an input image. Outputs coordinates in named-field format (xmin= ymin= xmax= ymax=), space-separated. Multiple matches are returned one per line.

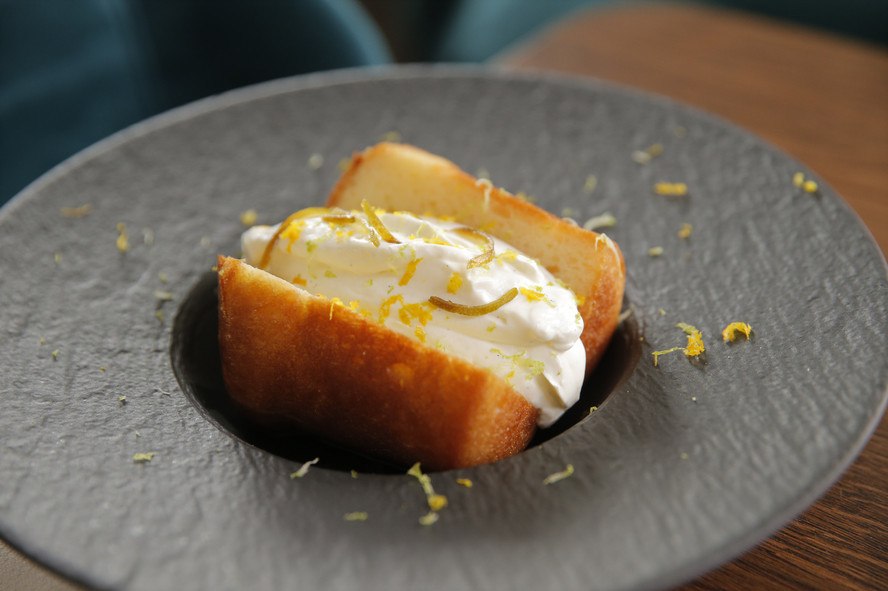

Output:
xmin=0 ymin=66 xmax=885 ymax=591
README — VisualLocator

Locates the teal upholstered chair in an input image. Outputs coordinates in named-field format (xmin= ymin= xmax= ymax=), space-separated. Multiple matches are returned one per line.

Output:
xmin=0 ymin=0 xmax=391 ymax=204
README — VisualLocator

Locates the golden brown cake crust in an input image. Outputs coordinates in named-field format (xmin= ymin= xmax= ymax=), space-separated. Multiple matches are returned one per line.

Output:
xmin=219 ymin=142 xmax=625 ymax=470
xmin=328 ymin=142 xmax=626 ymax=372
xmin=218 ymin=256 xmax=539 ymax=470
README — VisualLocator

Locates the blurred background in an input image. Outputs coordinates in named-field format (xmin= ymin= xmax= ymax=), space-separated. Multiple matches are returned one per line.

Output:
xmin=359 ymin=0 xmax=888 ymax=62
xmin=1 ymin=0 xmax=885 ymax=206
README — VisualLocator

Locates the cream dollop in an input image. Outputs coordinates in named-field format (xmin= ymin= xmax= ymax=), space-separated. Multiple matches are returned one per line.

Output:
xmin=241 ymin=207 xmax=585 ymax=426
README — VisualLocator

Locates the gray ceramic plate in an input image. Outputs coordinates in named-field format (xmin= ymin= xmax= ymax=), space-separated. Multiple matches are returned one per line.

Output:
xmin=0 ymin=66 xmax=885 ymax=591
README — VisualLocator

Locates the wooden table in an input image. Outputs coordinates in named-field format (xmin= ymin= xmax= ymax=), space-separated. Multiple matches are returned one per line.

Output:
xmin=2 ymin=3 xmax=885 ymax=590
xmin=500 ymin=3 xmax=888 ymax=590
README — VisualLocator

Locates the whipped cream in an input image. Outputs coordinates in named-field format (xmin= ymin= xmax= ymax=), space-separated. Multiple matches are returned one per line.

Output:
xmin=241 ymin=207 xmax=585 ymax=426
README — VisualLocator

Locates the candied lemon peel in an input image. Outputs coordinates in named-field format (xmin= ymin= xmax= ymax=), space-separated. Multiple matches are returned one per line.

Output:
xmin=362 ymin=199 xmax=400 ymax=244
xmin=429 ymin=287 xmax=518 ymax=317
xmin=454 ymin=227 xmax=495 ymax=268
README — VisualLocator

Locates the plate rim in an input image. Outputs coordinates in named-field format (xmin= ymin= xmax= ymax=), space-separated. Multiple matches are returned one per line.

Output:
xmin=1 ymin=63 xmax=886 ymax=591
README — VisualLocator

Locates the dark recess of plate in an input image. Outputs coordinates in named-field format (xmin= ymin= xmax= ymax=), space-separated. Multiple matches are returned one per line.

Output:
xmin=171 ymin=272 xmax=641 ymax=474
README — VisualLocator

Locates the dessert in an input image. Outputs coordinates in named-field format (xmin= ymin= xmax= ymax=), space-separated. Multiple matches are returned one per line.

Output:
xmin=218 ymin=143 xmax=625 ymax=470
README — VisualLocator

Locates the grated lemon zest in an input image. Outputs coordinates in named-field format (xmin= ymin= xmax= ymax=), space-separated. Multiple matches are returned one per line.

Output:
xmin=653 ymin=182 xmax=688 ymax=196
xmin=519 ymin=286 xmax=546 ymax=302
xmin=408 ymin=463 xmax=448 ymax=516
xmin=60 ymin=204 xmax=92 ymax=218
xmin=378 ymin=294 xmax=404 ymax=323
xmin=116 ymin=223 xmax=129 ymax=253
xmin=398 ymin=301 xmax=434 ymax=326
xmin=258 ymin=208 xmax=329 ymax=268
xmin=343 ymin=511 xmax=368 ymax=522
xmin=419 ymin=512 xmax=439 ymax=526
xmin=653 ymin=323 xmax=706 ymax=365
xmin=447 ymin=272 xmax=463 ymax=294
xmin=290 ymin=457 xmax=320 ymax=479
xmin=456 ymin=478 xmax=473 ymax=488
xmin=632 ymin=143 xmax=663 ymax=164
xmin=652 ymin=347 xmax=683 ymax=367
xmin=722 ymin=322 xmax=753 ymax=342
xmin=497 ymin=250 xmax=518 ymax=263
xmin=240 ymin=209 xmax=258 ymax=226
xmin=492 ymin=349 xmax=546 ymax=378
xmin=583 ymin=212 xmax=617 ymax=231
xmin=399 ymin=257 xmax=423 ymax=286
xmin=678 ymin=223 xmax=693 ymax=239
xmin=543 ymin=464 xmax=574 ymax=485
xmin=133 ymin=452 xmax=156 ymax=463
xmin=280 ymin=221 xmax=303 ymax=252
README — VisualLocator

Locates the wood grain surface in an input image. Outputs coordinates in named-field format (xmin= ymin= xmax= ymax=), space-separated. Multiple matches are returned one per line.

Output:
xmin=500 ymin=3 xmax=888 ymax=590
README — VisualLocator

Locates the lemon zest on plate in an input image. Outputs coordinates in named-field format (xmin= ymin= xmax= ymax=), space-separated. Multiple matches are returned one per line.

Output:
xmin=543 ymin=463 xmax=574 ymax=485
xmin=722 ymin=322 xmax=753 ymax=342
xmin=290 ymin=457 xmax=320 ymax=479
